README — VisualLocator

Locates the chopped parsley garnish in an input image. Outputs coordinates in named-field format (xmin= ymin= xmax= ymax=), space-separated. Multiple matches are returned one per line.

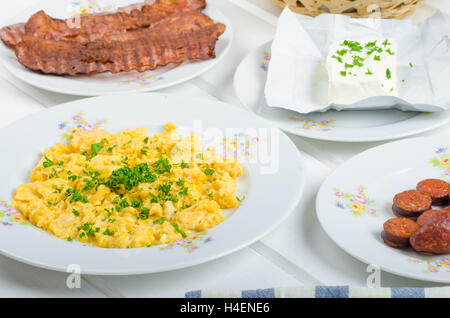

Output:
xmin=67 ymin=237 xmax=73 ymax=242
xmin=116 ymin=198 xmax=130 ymax=211
xmin=103 ymin=229 xmax=115 ymax=236
xmin=176 ymin=179 xmax=185 ymax=187
xmin=68 ymin=174 xmax=78 ymax=181
xmin=180 ymin=161 xmax=189 ymax=169
xmin=204 ymin=167 xmax=215 ymax=176
xmin=106 ymin=163 xmax=157 ymax=191
xmin=43 ymin=156 xmax=54 ymax=168
xmin=236 ymin=195 xmax=246 ymax=202
xmin=144 ymin=137 xmax=149 ymax=144
xmin=78 ymin=222 xmax=99 ymax=238
xmin=386 ymin=48 xmax=395 ymax=55
xmin=409 ymin=62 xmax=413 ymax=68
xmin=43 ymin=156 xmax=63 ymax=168
xmin=386 ymin=68 xmax=392 ymax=80
xmin=341 ymin=40 xmax=363 ymax=52
xmin=171 ymin=222 xmax=187 ymax=238
xmin=107 ymin=145 xmax=117 ymax=153
xmin=153 ymin=156 xmax=172 ymax=175
xmin=72 ymin=209 xmax=80 ymax=216
xmin=85 ymin=139 xmax=106 ymax=160
xmin=374 ymin=55 xmax=381 ymax=61
xmin=365 ymin=69 xmax=373 ymax=75
xmin=332 ymin=55 xmax=343 ymax=63
xmin=139 ymin=207 xmax=150 ymax=220
xmin=82 ymin=180 xmax=95 ymax=192
xmin=131 ymin=198 xmax=142 ymax=208
xmin=352 ymin=55 xmax=364 ymax=67
xmin=104 ymin=208 xmax=113 ymax=218
xmin=65 ymin=188 xmax=88 ymax=203
xmin=179 ymin=187 xmax=188 ymax=196
xmin=153 ymin=217 xmax=166 ymax=225
xmin=52 ymin=185 xmax=62 ymax=194
xmin=141 ymin=146 xmax=149 ymax=155
xmin=344 ymin=63 xmax=354 ymax=69
xmin=47 ymin=201 xmax=58 ymax=207
xmin=340 ymin=71 xmax=347 ymax=77
xmin=158 ymin=183 xmax=172 ymax=195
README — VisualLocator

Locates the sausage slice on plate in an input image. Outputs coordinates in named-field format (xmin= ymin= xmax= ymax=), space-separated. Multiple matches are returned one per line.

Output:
xmin=381 ymin=218 xmax=419 ymax=248
xmin=416 ymin=179 xmax=450 ymax=206
xmin=416 ymin=209 xmax=446 ymax=227
xmin=410 ymin=210 xmax=450 ymax=254
xmin=392 ymin=190 xmax=432 ymax=219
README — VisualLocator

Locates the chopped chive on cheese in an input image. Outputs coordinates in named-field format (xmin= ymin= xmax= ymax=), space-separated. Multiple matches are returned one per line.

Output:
xmin=326 ymin=38 xmax=398 ymax=105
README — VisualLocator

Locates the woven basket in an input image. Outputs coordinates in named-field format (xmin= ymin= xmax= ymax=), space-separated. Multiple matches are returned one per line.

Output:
xmin=271 ymin=0 xmax=424 ymax=19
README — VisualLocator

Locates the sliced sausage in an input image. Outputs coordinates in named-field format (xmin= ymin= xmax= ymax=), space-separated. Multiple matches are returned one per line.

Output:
xmin=381 ymin=217 xmax=419 ymax=248
xmin=417 ymin=209 xmax=442 ymax=227
xmin=416 ymin=179 xmax=450 ymax=206
xmin=392 ymin=190 xmax=432 ymax=219
xmin=410 ymin=210 xmax=450 ymax=254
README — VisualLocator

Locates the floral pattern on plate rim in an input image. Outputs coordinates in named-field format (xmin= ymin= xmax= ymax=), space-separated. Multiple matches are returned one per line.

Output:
xmin=333 ymin=186 xmax=378 ymax=217
xmin=408 ymin=256 xmax=450 ymax=274
xmin=429 ymin=147 xmax=450 ymax=178
xmin=118 ymin=73 xmax=165 ymax=87
xmin=260 ymin=51 xmax=270 ymax=71
xmin=55 ymin=113 xmax=214 ymax=252
xmin=0 ymin=201 xmax=29 ymax=227
xmin=289 ymin=116 xmax=336 ymax=132
xmin=69 ymin=0 xmax=117 ymax=16
xmin=58 ymin=112 xmax=107 ymax=143
xmin=159 ymin=232 xmax=213 ymax=253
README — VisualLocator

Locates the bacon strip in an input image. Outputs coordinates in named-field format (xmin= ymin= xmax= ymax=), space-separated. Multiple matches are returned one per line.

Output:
xmin=15 ymin=17 xmax=225 ymax=76
xmin=1 ymin=0 xmax=206 ymax=49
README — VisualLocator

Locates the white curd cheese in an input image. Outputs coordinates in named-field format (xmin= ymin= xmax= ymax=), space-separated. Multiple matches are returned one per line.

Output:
xmin=326 ymin=38 xmax=398 ymax=105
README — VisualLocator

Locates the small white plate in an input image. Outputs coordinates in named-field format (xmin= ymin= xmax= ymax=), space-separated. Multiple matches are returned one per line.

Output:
xmin=234 ymin=41 xmax=450 ymax=142
xmin=316 ymin=136 xmax=450 ymax=283
xmin=0 ymin=93 xmax=304 ymax=275
xmin=0 ymin=0 xmax=232 ymax=96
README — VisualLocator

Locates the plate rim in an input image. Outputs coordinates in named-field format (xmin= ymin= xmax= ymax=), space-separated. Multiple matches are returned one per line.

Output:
xmin=0 ymin=2 xmax=233 ymax=96
xmin=0 ymin=92 xmax=306 ymax=275
xmin=315 ymin=134 xmax=450 ymax=283
xmin=233 ymin=40 xmax=450 ymax=143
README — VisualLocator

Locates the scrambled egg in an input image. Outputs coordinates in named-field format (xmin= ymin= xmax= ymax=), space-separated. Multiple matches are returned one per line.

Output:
xmin=12 ymin=123 xmax=242 ymax=248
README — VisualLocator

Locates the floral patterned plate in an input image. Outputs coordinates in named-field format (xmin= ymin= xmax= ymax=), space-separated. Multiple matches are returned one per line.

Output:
xmin=234 ymin=41 xmax=450 ymax=142
xmin=316 ymin=136 xmax=450 ymax=283
xmin=0 ymin=0 xmax=232 ymax=96
xmin=0 ymin=93 xmax=304 ymax=275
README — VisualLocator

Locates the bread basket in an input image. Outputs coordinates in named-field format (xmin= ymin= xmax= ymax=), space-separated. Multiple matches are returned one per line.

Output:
xmin=271 ymin=0 xmax=424 ymax=19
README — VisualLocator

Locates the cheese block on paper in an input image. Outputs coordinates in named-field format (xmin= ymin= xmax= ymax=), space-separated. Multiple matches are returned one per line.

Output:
xmin=326 ymin=38 xmax=398 ymax=105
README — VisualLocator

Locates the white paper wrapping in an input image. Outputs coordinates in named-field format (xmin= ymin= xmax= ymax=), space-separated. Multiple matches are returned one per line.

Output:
xmin=264 ymin=8 xmax=450 ymax=113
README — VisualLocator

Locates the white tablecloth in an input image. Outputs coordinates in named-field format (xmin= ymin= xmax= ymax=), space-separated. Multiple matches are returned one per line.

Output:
xmin=0 ymin=0 xmax=449 ymax=297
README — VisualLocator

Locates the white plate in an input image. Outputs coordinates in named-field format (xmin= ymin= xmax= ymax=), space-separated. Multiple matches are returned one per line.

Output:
xmin=316 ymin=136 xmax=450 ymax=283
xmin=0 ymin=93 xmax=305 ymax=275
xmin=234 ymin=41 xmax=450 ymax=142
xmin=0 ymin=0 xmax=232 ymax=96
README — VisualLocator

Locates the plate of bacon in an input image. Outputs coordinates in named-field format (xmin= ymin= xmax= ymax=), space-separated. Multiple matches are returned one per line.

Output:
xmin=0 ymin=0 xmax=231 ymax=96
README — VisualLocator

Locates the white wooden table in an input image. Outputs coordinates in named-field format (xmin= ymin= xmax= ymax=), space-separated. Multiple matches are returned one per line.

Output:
xmin=0 ymin=0 xmax=449 ymax=298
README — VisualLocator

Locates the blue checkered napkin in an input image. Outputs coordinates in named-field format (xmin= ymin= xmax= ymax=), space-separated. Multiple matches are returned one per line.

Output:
xmin=185 ymin=286 xmax=450 ymax=298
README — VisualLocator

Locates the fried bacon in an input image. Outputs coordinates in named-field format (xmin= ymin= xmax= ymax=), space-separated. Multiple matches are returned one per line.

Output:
xmin=15 ymin=17 xmax=225 ymax=75
xmin=1 ymin=0 xmax=206 ymax=48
